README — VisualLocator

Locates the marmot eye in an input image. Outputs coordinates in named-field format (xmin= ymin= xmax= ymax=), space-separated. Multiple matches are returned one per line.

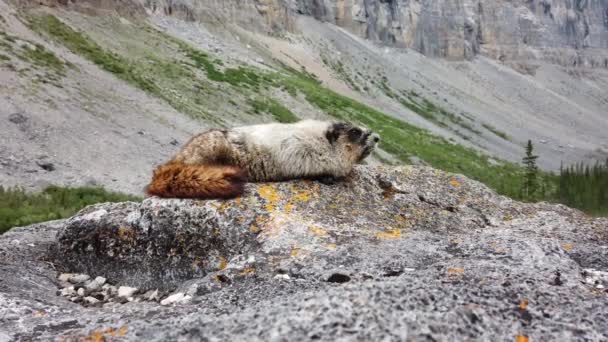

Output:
xmin=347 ymin=128 xmax=362 ymax=141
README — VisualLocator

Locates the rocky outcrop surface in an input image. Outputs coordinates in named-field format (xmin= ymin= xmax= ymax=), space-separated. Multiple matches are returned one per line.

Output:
xmin=1 ymin=165 xmax=607 ymax=340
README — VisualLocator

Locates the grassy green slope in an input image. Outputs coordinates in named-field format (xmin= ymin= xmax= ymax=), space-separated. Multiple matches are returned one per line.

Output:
xmin=0 ymin=186 xmax=140 ymax=233
xmin=26 ymin=12 xmax=557 ymax=202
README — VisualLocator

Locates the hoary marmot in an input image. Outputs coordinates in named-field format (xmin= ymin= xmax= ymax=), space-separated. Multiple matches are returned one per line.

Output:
xmin=146 ymin=120 xmax=380 ymax=199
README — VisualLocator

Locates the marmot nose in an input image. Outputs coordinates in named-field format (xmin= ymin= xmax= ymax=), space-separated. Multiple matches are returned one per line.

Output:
xmin=373 ymin=135 xmax=380 ymax=143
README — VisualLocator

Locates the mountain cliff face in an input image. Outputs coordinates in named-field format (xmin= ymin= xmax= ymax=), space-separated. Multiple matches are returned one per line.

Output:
xmin=145 ymin=0 xmax=608 ymax=67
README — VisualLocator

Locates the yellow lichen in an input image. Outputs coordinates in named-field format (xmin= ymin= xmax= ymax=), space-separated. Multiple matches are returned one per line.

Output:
xmin=290 ymin=248 xmax=302 ymax=257
xmin=239 ymin=267 xmax=255 ymax=276
xmin=250 ymin=224 xmax=259 ymax=233
xmin=449 ymin=178 xmax=461 ymax=187
xmin=562 ymin=244 xmax=574 ymax=251
xmin=325 ymin=243 xmax=337 ymax=250
xmin=117 ymin=226 xmax=135 ymax=242
xmin=309 ymin=225 xmax=328 ymax=237
xmin=258 ymin=185 xmax=282 ymax=212
xmin=218 ymin=256 xmax=227 ymax=270
xmin=447 ymin=267 xmax=465 ymax=274
xmin=375 ymin=228 xmax=402 ymax=240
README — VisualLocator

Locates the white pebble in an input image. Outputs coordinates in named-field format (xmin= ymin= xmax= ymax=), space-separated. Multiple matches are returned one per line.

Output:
xmin=118 ymin=286 xmax=138 ymax=298
xmin=84 ymin=296 xmax=100 ymax=304
xmin=77 ymin=288 xmax=85 ymax=297
xmin=68 ymin=274 xmax=90 ymax=284
xmin=273 ymin=274 xmax=290 ymax=281
xmin=58 ymin=273 xmax=73 ymax=282
xmin=160 ymin=292 xmax=191 ymax=306
xmin=94 ymin=276 xmax=106 ymax=285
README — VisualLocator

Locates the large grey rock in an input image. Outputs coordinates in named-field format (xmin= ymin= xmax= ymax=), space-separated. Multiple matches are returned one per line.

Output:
xmin=1 ymin=165 xmax=607 ymax=341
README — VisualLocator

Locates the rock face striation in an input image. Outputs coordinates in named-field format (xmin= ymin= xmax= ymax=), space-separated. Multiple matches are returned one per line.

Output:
xmin=1 ymin=165 xmax=607 ymax=340
xmin=140 ymin=0 xmax=608 ymax=67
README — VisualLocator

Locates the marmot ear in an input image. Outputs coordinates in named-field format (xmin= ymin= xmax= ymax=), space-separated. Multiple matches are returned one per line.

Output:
xmin=326 ymin=122 xmax=348 ymax=144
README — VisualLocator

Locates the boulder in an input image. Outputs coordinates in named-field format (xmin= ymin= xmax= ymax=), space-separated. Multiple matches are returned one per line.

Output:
xmin=1 ymin=165 xmax=607 ymax=341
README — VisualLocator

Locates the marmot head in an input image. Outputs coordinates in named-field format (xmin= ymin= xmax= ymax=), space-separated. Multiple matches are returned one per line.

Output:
xmin=326 ymin=122 xmax=380 ymax=163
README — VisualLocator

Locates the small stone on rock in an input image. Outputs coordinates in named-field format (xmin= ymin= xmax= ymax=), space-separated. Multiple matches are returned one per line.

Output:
xmin=118 ymin=286 xmax=138 ymax=298
xmin=273 ymin=274 xmax=290 ymax=281
xmin=68 ymin=274 xmax=90 ymax=284
xmin=84 ymin=296 xmax=100 ymax=305
xmin=160 ymin=292 xmax=191 ymax=306
xmin=8 ymin=113 xmax=27 ymax=124
xmin=58 ymin=273 xmax=73 ymax=282
xmin=94 ymin=276 xmax=106 ymax=285
xmin=77 ymin=288 xmax=85 ymax=297
xmin=36 ymin=161 xmax=55 ymax=172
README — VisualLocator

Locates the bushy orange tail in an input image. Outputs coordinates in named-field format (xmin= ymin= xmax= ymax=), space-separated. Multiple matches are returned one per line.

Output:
xmin=146 ymin=162 xmax=247 ymax=199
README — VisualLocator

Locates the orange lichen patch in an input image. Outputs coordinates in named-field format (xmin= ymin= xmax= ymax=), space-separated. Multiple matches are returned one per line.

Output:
xmin=309 ymin=225 xmax=328 ymax=237
xmin=217 ymin=201 xmax=232 ymax=213
xmin=519 ymin=299 xmax=529 ymax=310
xmin=376 ymin=228 xmax=402 ymax=240
xmin=238 ymin=267 xmax=255 ymax=276
xmin=447 ymin=267 xmax=465 ymax=274
xmin=32 ymin=310 xmax=47 ymax=317
xmin=117 ymin=226 xmax=135 ymax=242
xmin=81 ymin=326 xmax=128 ymax=342
xmin=258 ymin=185 xmax=282 ymax=212
xmin=292 ymin=187 xmax=312 ymax=202
xmin=234 ymin=197 xmax=242 ymax=205
xmin=256 ymin=216 xmax=269 ymax=225
xmin=562 ymin=244 xmax=574 ymax=251
xmin=449 ymin=178 xmax=461 ymax=187
xmin=515 ymin=335 xmax=529 ymax=342
xmin=218 ymin=256 xmax=227 ymax=270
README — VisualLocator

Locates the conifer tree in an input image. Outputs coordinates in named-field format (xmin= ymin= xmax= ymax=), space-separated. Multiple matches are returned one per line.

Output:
xmin=522 ymin=140 xmax=539 ymax=200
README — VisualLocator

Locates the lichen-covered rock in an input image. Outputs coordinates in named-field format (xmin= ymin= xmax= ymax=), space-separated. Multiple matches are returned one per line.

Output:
xmin=1 ymin=165 xmax=607 ymax=341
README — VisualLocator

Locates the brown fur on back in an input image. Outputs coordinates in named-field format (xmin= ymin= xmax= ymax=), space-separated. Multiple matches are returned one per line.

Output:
xmin=146 ymin=162 xmax=247 ymax=199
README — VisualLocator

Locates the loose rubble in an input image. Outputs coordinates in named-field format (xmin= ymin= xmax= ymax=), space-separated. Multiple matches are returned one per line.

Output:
xmin=55 ymin=273 xmax=177 ymax=307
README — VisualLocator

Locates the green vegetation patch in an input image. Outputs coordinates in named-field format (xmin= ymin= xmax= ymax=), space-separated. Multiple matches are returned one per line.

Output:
xmin=0 ymin=185 xmax=140 ymax=234
xmin=559 ymin=160 xmax=608 ymax=216
xmin=482 ymin=123 xmax=510 ymax=141
xmin=0 ymin=30 xmax=67 ymax=84
xmin=21 ymin=42 xmax=65 ymax=74
xmin=249 ymin=97 xmax=299 ymax=123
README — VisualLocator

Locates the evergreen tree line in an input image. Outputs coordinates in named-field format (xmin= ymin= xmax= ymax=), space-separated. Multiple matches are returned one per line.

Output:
xmin=558 ymin=159 xmax=608 ymax=215
xmin=520 ymin=139 xmax=608 ymax=216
